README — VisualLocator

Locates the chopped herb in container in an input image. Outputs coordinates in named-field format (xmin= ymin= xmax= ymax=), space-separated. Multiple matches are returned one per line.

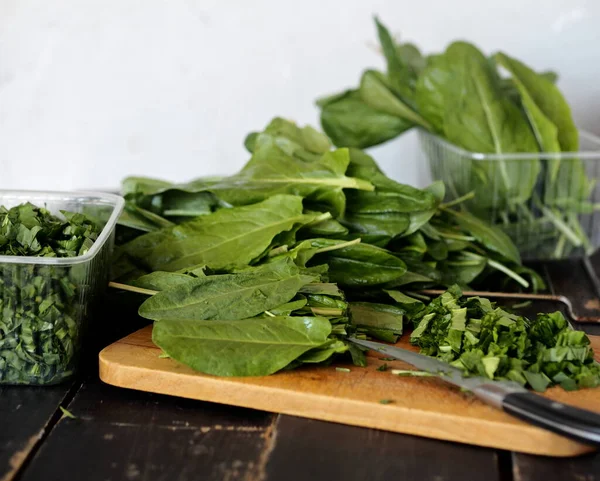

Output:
xmin=0 ymin=193 xmax=124 ymax=385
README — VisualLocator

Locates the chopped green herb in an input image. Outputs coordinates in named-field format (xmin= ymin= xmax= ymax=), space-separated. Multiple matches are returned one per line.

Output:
xmin=377 ymin=363 xmax=389 ymax=372
xmin=379 ymin=399 xmax=394 ymax=404
xmin=59 ymin=406 xmax=77 ymax=419
xmin=391 ymin=369 xmax=436 ymax=377
xmin=336 ymin=367 xmax=351 ymax=373
xmin=406 ymin=287 xmax=600 ymax=391
xmin=511 ymin=300 xmax=532 ymax=309
xmin=0 ymin=203 xmax=102 ymax=385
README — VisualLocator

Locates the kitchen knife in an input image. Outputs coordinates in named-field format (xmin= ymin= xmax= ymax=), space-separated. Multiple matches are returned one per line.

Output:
xmin=348 ymin=337 xmax=600 ymax=447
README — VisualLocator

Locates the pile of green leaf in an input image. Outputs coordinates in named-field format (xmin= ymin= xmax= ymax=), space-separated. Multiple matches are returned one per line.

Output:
xmin=317 ymin=17 xmax=597 ymax=260
xmin=113 ymin=117 xmax=549 ymax=378
xmin=0 ymin=203 xmax=101 ymax=384
xmin=396 ymin=286 xmax=600 ymax=392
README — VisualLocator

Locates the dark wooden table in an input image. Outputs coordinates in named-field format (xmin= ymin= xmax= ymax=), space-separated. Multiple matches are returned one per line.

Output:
xmin=2 ymin=257 xmax=600 ymax=481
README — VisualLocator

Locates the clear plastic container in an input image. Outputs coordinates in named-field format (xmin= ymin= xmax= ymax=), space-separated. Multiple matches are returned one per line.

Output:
xmin=418 ymin=130 xmax=600 ymax=261
xmin=0 ymin=191 xmax=124 ymax=385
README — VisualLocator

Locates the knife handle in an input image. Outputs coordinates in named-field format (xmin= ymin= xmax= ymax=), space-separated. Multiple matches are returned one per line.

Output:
xmin=502 ymin=392 xmax=600 ymax=447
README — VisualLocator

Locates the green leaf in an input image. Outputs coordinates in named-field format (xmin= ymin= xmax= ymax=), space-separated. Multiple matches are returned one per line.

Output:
xmin=348 ymin=343 xmax=368 ymax=367
xmin=425 ymin=181 xmax=446 ymax=202
xmin=481 ymin=356 xmax=500 ymax=379
xmin=160 ymin=191 xmax=222 ymax=218
xmin=495 ymin=53 xmax=568 ymax=201
xmin=318 ymin=90 xmax=413 ymax=148
xmin=442 ymin=42 xmax=539 ymax=154
xmin=200 ymin=136 xmax=372 ymax=217
xmin=123 ymin=195 xmax=313 ymax=272
xmin=374 ymin=16 xmax=416 ymax=107
xmin=442 ymin=208 xmax=521 ymax=264
xmin=359 ymin=70 xmax=431 ymax=129
xmin=298 ymin=339 xmax=349 ymax=363
xmin=403 ymin=210 xmax=438 ymax=238
xmin=495 ymin=53 xmax=561 ymax=155
xmin=523 ymin=371 xmax=552 ymax=392
xmin=122 ymin=177 xmax=175 ymax=197
xmin=350 ymin=302 xmax=404 ymax=338
xmin=397 ymin=43 xmax=427 ymax=77
xmin=384 ymin=270 xmax=436 ymax=288
xmin=152 ymin=316 xmax=332 ymax=376
xmin=267 ymin=297 xmax=308 ymax=317
xmin=446 ymin=307 xmax=466 ymax=352
xmin=415 ymin=54 xmax=454 ymax=133
xmin=346 ymin=184 xmax=436 ymax=215
xmin=299 ymin=282 xmax=345 ymax=298
xmin=546 ymin=161 xmax=593 ymax=207
xmin=118 ymin=206 xmax=167 ymax=233
xmin=310 ymin=240 xmax=407 ymax=287
xmin=119 ymin=204 xmax=175 ymax=232
xmin=298 ymin=215 xmax=349 ymax=239
xmin=384 ymin=290 xmax=423 ymax=305
xmin=121 ymin=178 xmax=223 ymax=220
xmin=341 ymin=212 xmax=410 ymax=240
xmin=132 ymin=266 xmax=206 ymax=292
xmin=343 ymin=148 xmax=437 ymax=240
xmin=419 ymin=43 xmax=541 ymax=208
xmin=266 ymin=238 xmax=360 ymax=271
xmin=139 ymin=258 xmax=313 ymax=321
xmin=440 ymin=253 xmax=487 ymax=286
xmin=494 ymin=52 xmax=577 ymax=152
xmin=244 ymin=117 xmax=332 ymax=156
xmin=346 ymin=150 xmax=438 ymax=213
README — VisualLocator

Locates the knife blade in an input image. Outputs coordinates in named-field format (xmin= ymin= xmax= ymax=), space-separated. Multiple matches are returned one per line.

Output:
xmin=347 ymin=337 xmax=600 ymax=447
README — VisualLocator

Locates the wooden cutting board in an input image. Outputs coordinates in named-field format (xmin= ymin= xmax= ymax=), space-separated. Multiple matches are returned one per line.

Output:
xmin=99 ymin=326 xmax=600 ymax=457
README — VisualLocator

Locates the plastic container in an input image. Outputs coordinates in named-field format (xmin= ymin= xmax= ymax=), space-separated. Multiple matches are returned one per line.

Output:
xmin=418 ymin=130 xmax=600 ymax=261
xmin=0 ymin=191 xmax=124 ymax=385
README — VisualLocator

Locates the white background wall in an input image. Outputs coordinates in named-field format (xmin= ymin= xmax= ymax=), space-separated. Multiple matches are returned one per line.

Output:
xmin=0 ymin=0 xmax=598 ymax=191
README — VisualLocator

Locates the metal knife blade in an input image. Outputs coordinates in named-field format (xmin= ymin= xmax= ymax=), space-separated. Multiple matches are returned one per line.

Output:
xmin=347 ymin=337 xmax=526 ymax=395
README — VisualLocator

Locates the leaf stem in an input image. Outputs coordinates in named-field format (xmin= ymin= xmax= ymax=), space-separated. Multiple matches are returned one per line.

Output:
xmin=108 ymin=281 xmax=158 ymax=296
xmin=440 ymin=191 xmax=475 ymax=209
xmin=553 ymin=234 xmax=566 ymax=259
xmin=311 ymin=307 xmax=345 ymax=317
xmin=437 ymin=232 xmax=476 ymax=242
xmin=308 ymin=212 xmax=332 ymax=225
xmin=460 ymin=251 xmax=529 ymax=289
xmin=314 ymin=238 xmax=361 ymax=254
xmin=486 ymin=259 xmax=529 ymax=289
xmin=268 ymin=245 xmax=289 ymax=257
xmin=540 ymin=205 xmax=582 ymax=247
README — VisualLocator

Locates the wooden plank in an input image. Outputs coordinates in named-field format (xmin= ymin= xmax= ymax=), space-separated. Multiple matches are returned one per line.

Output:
xmin=99 ymin=326 xmax=600 ymax=457
xmin=264 ymin=415 xmax=502 ymax=481
xmin=19 ymin=378 xmax=274 ymax=481
xmin=512 ymin=452 xmax=600 ymax=481
xmin=0 ymin=290 xmax=143 ymax=481
xmin=0 ymin=383 xmax=74 ymax=481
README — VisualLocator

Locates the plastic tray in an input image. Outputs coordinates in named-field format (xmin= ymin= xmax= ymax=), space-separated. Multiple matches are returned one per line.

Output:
xmin=0 ymin=191 xmax=124 ymax=385
xmin=419 ymin=130 xmax=600 ymax=261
